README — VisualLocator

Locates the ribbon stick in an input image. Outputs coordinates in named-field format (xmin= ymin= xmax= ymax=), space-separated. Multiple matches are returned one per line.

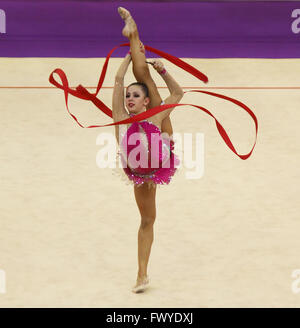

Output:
xmin=49 ymin=43 xmax=258 ymax=159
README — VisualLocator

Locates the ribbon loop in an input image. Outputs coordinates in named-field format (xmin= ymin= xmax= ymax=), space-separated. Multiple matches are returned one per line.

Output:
xmin=49 ymin=43 xmax=258 ymax=160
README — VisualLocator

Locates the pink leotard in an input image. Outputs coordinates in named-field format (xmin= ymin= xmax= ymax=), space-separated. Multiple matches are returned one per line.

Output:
xmin=118 ymin=112 xmax=179 ymax=187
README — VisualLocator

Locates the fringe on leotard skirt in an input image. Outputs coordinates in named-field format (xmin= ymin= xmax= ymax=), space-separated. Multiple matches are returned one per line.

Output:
xmin=112 ymin=136 xmax=183 ymax=189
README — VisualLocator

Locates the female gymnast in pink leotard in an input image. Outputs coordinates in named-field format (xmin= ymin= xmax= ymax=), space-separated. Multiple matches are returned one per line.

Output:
xmin=113 ymin=7 xmax=184 ymax=293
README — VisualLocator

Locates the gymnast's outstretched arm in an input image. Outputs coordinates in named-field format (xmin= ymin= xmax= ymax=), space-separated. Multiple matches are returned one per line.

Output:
xmin=112 ymin=53 xmax=131 ymax=145
xmin=149 ymin=59 xmax=184 ymax=123
xmin=150 ymin=58 xmax=184 ymax=99
xmin=112 ymin=53 xmax=131 ymax=123
xmin=145 ymin=58 xmax=184 ymax=137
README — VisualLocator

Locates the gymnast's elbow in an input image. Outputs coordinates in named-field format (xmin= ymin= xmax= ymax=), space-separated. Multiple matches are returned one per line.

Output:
xmin=112 ymin=108 xmax=120 ymax=122
xmin=115 ymin=75 xmax=124 ymax=83
xmin=173 ymin=89 xmax=184 ymax=101
xmin=178 ymin=89 xmax=184 ymax=98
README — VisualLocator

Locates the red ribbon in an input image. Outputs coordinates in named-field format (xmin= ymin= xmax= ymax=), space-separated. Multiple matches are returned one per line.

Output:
xmin=49 ymin=43 xmax=258 ymax=160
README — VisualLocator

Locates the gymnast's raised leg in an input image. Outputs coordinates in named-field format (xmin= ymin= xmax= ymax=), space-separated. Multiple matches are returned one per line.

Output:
xmin=118 ymin=7 xmax=163 ymax=110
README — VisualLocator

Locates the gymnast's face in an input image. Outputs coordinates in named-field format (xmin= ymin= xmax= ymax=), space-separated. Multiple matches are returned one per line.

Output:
xmin=125 ymin=85 xmax=150 ymax=114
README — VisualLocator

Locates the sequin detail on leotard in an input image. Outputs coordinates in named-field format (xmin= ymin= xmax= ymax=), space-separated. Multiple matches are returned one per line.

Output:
xmin=115 ymin=110 xmax=180 ymax=188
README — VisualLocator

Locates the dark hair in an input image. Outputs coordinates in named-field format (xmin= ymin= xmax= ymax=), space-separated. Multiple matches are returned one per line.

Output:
xmin=127 ymin=82 xmax=149 ymax=98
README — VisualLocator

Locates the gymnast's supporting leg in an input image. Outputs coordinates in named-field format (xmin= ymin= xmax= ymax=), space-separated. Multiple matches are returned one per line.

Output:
xmin=118 ymin=7 xmax=162 ymax=109
xmin=132 ymin=182 xmax=157 ymax=292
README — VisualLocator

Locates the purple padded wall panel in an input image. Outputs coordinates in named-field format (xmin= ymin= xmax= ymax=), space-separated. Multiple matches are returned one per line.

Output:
xmin=0 ymin=1 xmax=300 ymax=58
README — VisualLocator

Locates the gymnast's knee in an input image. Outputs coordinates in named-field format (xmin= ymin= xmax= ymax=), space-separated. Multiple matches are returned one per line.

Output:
xmin=140 ymin=215 xmax=156 ymax=229
xmin=133 ymin=64 xmax=149 ymax=78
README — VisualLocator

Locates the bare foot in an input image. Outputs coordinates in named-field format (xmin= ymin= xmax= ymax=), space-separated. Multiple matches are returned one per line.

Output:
xmin=132 ymin=275 xmax=150 ymax=293
xmin=118 ymin=7 xmax=137 ymax=38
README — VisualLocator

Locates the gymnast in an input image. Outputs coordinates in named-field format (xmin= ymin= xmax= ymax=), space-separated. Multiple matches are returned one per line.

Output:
xmin=113 ymin=7 xmax=184 ymax=293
